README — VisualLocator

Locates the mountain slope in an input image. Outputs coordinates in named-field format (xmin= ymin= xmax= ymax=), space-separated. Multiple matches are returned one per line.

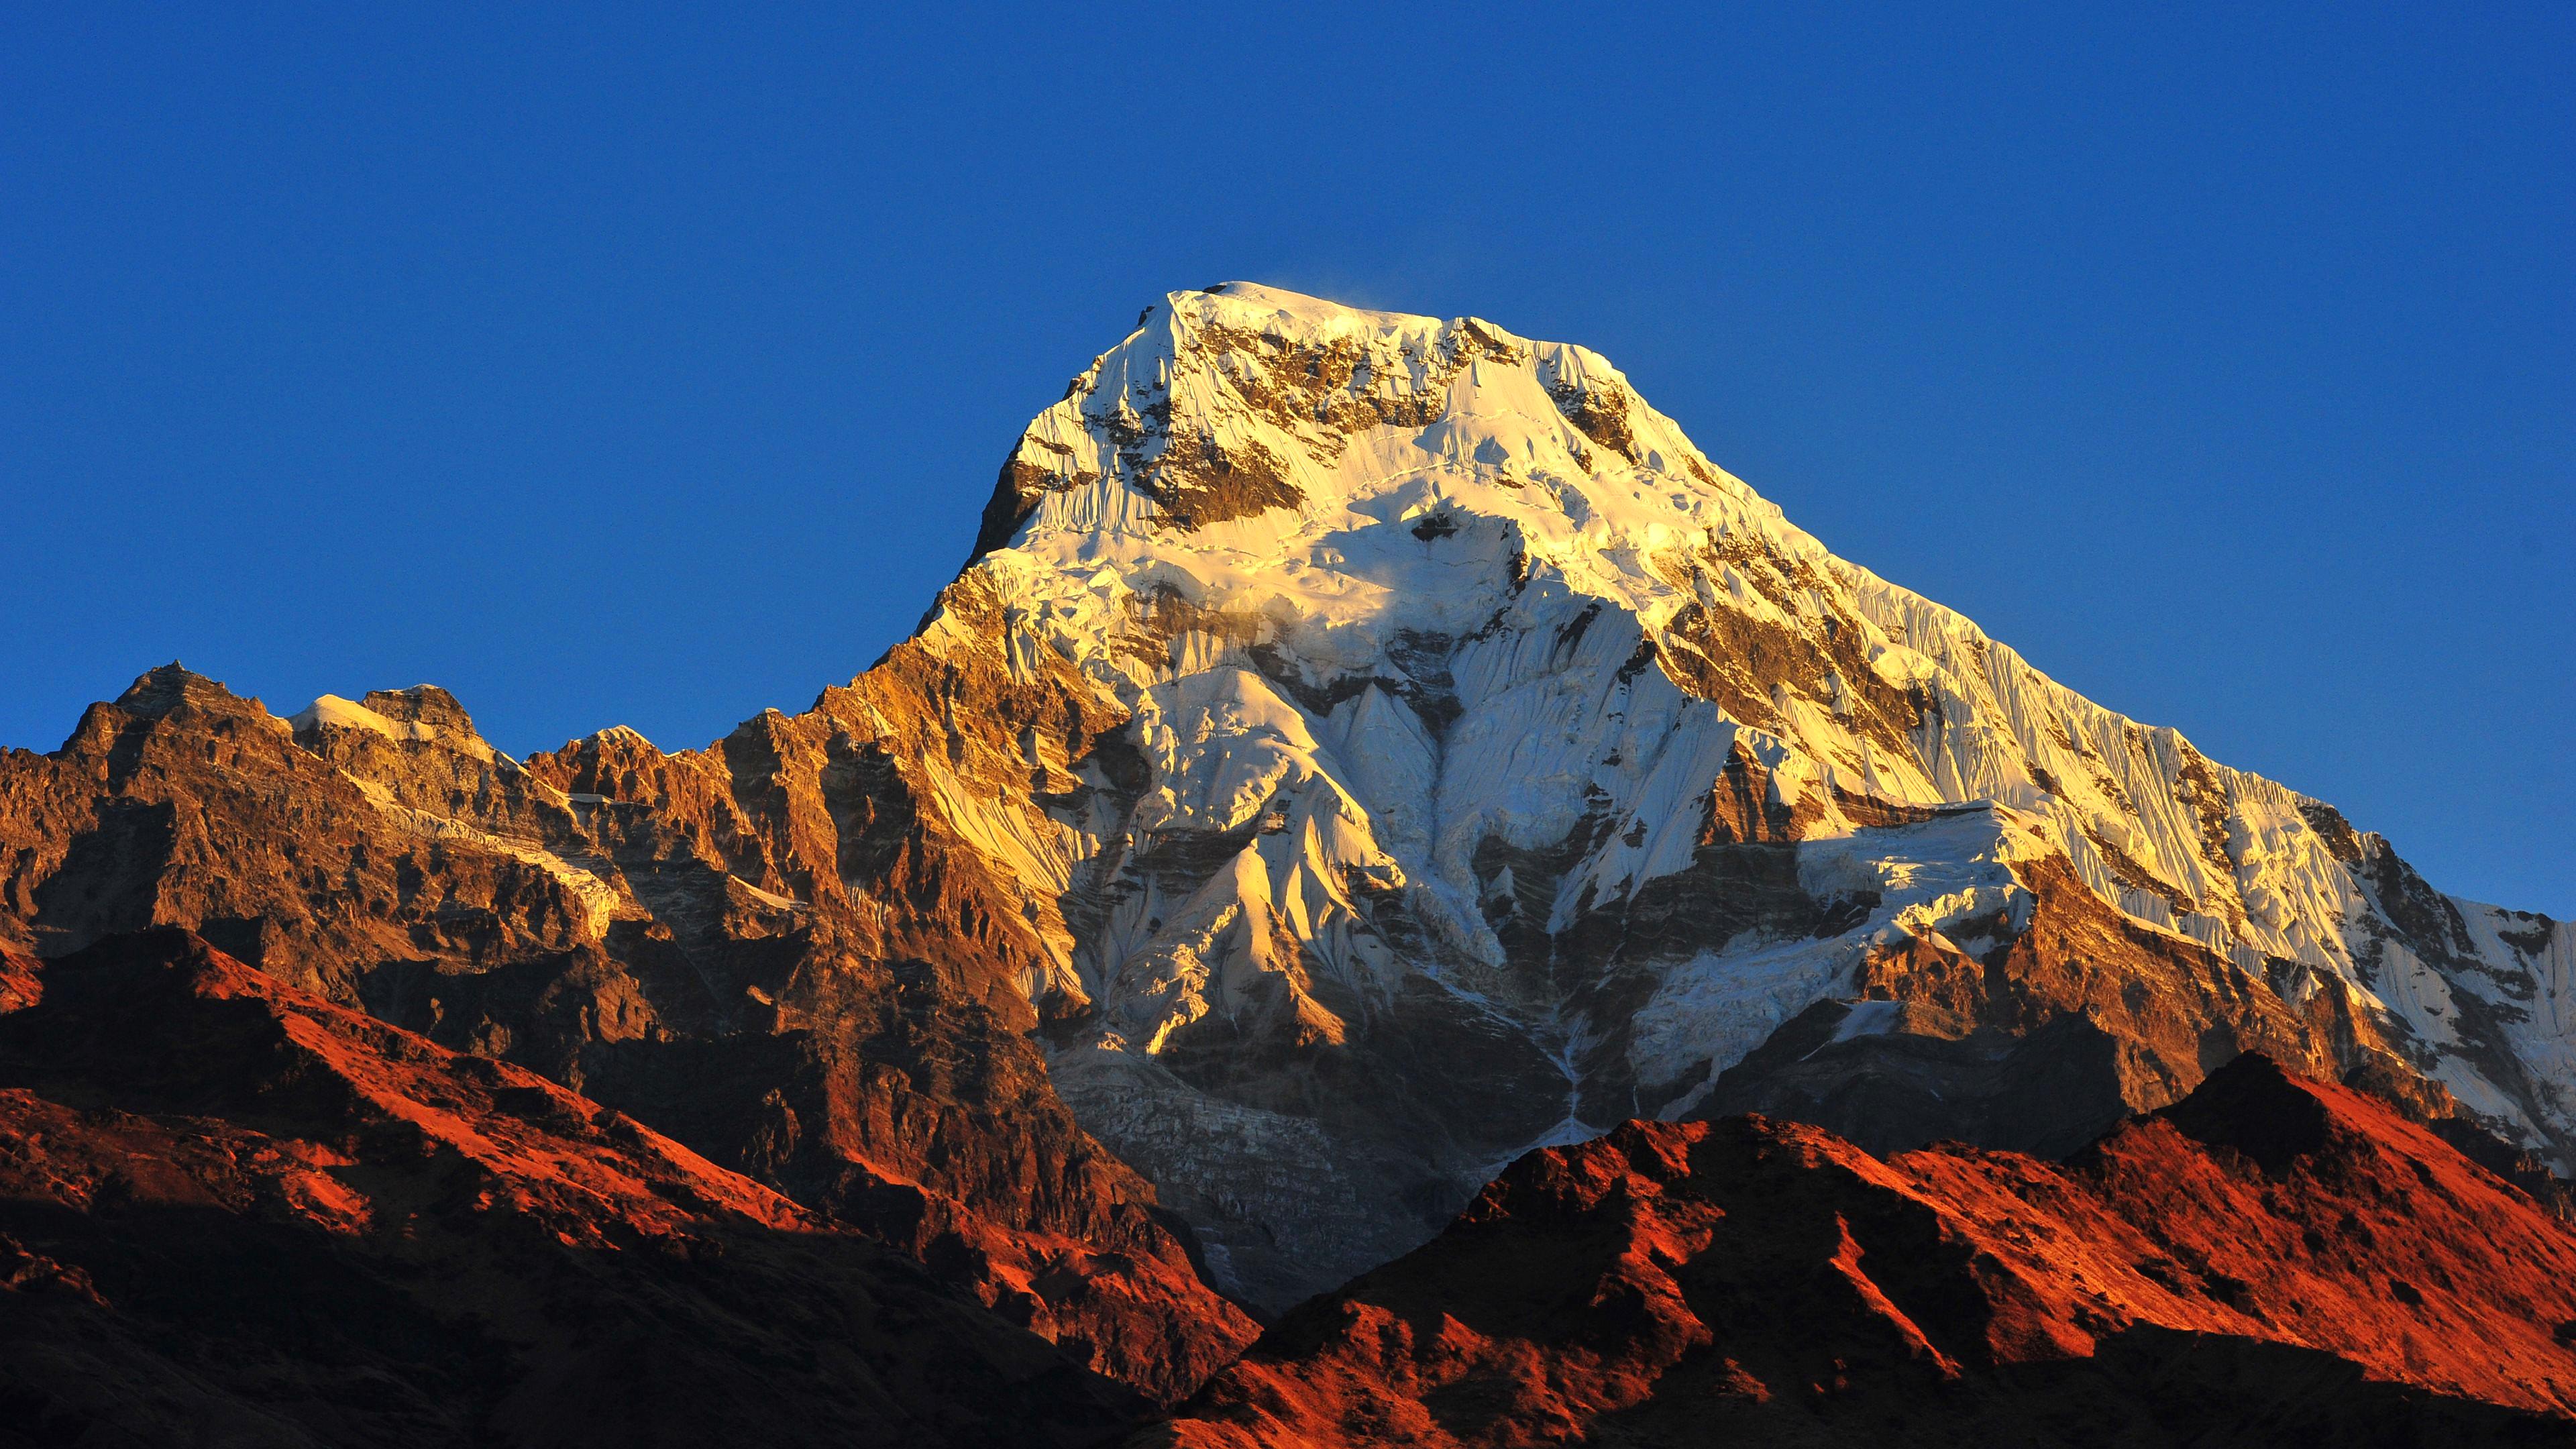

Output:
xmin=0 ymin=667 xmax=1254 ymax=1401
xmin=1142 ymin=1055 xmax=2576 ymax=1447
xmin=0 ymin=930 xmax=1144 ymax=1447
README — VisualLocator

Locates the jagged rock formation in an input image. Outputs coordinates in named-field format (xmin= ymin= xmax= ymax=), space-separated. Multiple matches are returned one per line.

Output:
xmin=0 ymin=667 xmax=1253 ymax=1403
xmin=0 ymin=930 xmax=1144 ymax=1447
xmin=1142 ymin=1055 xmax=2576 ymax=1446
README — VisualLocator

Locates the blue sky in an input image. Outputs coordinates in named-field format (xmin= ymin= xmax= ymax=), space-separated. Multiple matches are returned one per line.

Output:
xmin=4 ymin=6 xmax=2569 ymax=913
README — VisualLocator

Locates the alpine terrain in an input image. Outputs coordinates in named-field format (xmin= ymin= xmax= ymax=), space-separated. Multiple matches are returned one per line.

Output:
xmin=2 ymin=282 xmax=2569 ymax=1444
xmin=855 ymin=280 xmax=2572 ymax=1307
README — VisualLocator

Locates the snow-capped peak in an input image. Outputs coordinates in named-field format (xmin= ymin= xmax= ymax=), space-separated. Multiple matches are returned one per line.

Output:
xmin=910 ymin=285 xmax=2574 ymax=1291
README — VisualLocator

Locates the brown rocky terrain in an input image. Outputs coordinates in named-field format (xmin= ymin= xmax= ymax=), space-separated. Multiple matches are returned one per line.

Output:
xmin=1145 ymin=1054 xmax=2576 ymax=1447
xmin=0 ymin=929 xmax=1144 ymax=1447
xmin=0 ymin=663 xmax=1254 ymax=1404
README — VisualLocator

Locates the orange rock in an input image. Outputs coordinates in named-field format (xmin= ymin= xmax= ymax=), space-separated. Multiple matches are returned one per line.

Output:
xmin=1149 ymin=1055 xmax=2576 ymax=1446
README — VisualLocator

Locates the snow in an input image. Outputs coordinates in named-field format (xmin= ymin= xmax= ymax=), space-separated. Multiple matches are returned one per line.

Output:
xmin=289 ymin=694 xmax=438 ymax=743
xmin=1629 ymin=806 xmax=2043 ymax=1104
xmin=287 ymin=693 xmax=496 ymax=761
xmin=1829 ymin=1000 xmax=1905 ymax=1044
xmin=920 ymin=281 xmax=2573 ymax=1161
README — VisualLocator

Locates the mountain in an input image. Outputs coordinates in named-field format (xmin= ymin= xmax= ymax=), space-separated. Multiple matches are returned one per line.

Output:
xmin=796 ymin=280 xmax=2565 ymax=1308
xmin=0 ymin=667 xmax=1255 ymax=1404
xmin=0 ymin=929 xmax=1143 ymax=1446
xmin=1 ymin=281 xmax=2569 ymax=1430
xmin=1141 ymin=1054 xmax=2576 ymax=1447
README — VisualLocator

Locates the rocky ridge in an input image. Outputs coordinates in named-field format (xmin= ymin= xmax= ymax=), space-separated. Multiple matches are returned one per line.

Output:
xmin=0 ymin=666 xmax=1254 ymax=1403
xmin=1144 ymin=1054 xmax=2576 ymax=1446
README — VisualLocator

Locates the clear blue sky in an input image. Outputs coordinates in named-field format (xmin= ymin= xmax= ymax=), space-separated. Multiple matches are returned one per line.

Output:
xmin=5 ymin=7 xmax=2569 ymax=914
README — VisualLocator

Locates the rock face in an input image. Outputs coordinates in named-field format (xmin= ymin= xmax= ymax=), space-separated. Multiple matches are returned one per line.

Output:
xmin=1144 ymin=1055 xmax=2576 ymax=1447
xmin=0 ymin=930 xmax=1144 ymax=1448
xmin=0 ymin=666 xmax=1253 ymax=1403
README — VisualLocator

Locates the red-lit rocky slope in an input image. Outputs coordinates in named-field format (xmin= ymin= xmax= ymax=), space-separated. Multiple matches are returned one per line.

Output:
xmin=0 ymin=665 xmax=1254 ymax=1401
xmin=0 ymin=930 xmax=1146 ymax=1448
xmin=1146 ymin=1055 xmax=2576 ymax=1446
